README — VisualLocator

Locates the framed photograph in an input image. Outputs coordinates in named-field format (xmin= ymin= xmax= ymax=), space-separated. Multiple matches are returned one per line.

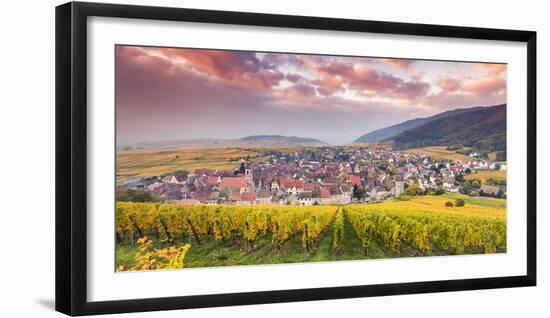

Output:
xmin=55 ymin=1 xmax=536 ymax=316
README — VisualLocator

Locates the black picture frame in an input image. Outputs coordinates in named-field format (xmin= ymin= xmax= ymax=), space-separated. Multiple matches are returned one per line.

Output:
xmin=55 ymin=1 xmax=537 ymax=316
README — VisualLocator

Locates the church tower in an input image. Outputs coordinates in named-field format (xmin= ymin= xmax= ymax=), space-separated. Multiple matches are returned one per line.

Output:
xmin=245 ymin=168 xmax=253 ymax=185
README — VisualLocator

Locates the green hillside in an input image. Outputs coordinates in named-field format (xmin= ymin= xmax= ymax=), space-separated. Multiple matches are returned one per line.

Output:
xmin=390 ymin=104 xmax=506 ymax=152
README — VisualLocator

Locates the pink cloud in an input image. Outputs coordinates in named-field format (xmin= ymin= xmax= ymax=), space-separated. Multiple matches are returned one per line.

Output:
xmin=321 ymin=62 xmax=429 ymax=100
xmin=392 ymin=81 xmax=430 ymax=99
xmin=379 ymin=58 xmax=415 ymax=70
xmin=435 ymin=75 xmax=461 ymax=92
xmin=153 ymin=48 xmax=284 ymax=91
xmin=477 ymin=63 xmax=507 ymax=75
xmin=116 ymin=45 xmax=507 ymax=144
xmin=314 ymin=75 xmax=344 ymax=96
xmin=283 ymin=83 xmax=317 ymax=99
xmin=463 ymin=76 xmax=506 ymax=96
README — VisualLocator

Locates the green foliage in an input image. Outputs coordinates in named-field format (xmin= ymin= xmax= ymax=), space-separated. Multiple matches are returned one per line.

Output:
xmin=455 ymin=198 xmax=466 ymax=207
xmin=346 ymin=198 xmax=505 ymax=256
xmin=352 ymin=184 xmax=365 ymax=200
xmin=405 ymin=183 xmax=422 ymax=196
xmin=486 ymin=178 xmax=506 ymax=186
xmin=171 ymin=170 xmax=189 ymax=175
xmin=237 ymin=162 xmax=246 ymax=174
xmin=397 ymin=195 xmax=411 ymax=201
xmin=446 ymin=144 xmax=463 ymax=151
xmin=434 ymin=187 xmax=445 ymax=195
xmin=459 ymin=179 xmax=481 ymax=195
xmin=116 ymin=188 xmax=160 ymax=202
xmin=116 ymin=195 xmax=506 ymax=269
xmin=332 ymin=208 xmax=345 ymax=251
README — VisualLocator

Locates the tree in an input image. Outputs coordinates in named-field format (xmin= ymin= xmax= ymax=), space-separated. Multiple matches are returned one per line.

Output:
xmin=434 ymin=186 xmax=445 ymax=195
xmin=486 ymin=178 xmax=506 ymax=186
xmin=446 ymin=144 xmax=463 ymax=151
xmin=115 ymin=189 xmax=159 ymax=202
xmin=455 ymin=198 xmax=466 ymax=207
xmin=235 ymin=162 xmax=246 ymax=175
xmin=352 ymin=184 xmax=364 ymax=200
xmin=405 ymin=183 xmax=421 ymax=196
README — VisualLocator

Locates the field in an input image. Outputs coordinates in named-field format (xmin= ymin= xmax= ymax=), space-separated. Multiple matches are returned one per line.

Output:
xmin=116 ymin=148 xmax=265 ymax=183
xmin=465 ymin=170 xmax=507 ymax=183
xmin=404 ymin=146 xmax=471 ymax=161
xmin=115 ymin=194 xmax=506 ymax=271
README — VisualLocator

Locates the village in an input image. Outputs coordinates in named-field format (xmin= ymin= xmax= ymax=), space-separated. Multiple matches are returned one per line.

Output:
xmin=118 ymin=147 xmax=507 ymax=206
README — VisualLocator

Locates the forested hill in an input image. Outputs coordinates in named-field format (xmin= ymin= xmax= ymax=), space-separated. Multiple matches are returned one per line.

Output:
xmin=353 ymin=106 xmax=484 ymax=143
xmin=389 ymin=104 xmax=506 ymax=151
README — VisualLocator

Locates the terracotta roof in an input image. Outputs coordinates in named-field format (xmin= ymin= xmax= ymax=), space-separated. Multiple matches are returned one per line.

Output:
xmin=206 ymin=176 xmax=220 ymax=185
xmin=282 ymin=179 xmax=305 ymax=189
xmin=349 ymin=175 xmax=361 ymax=186
xmin=323 ymin=177 xmax=338 ymax=185
xmin=220 ymin=177 xmax=248 ymax=188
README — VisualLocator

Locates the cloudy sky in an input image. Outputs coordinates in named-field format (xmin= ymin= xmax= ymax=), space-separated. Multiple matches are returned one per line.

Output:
xmin=116 ymin=45 xmax=506 ymax=145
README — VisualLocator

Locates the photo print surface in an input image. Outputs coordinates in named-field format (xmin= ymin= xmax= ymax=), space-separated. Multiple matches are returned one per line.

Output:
xmin=115 ymin=45 xmax=507 ymax=272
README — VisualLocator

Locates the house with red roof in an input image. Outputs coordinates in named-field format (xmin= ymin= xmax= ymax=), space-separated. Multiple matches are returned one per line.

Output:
xmin=206 ymin=176 xmax=221 ymax=186
xmin=281 ymin=179 xmax=305 ymax=195
xmin=219 ymin=177 xmax=251 ymax=193
xmin=349 ymin=175 xmax=361 ymax=186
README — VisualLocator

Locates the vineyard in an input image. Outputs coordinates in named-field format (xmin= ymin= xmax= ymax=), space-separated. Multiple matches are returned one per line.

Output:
xmin=115 ymin=194 xmax=506 ymax=271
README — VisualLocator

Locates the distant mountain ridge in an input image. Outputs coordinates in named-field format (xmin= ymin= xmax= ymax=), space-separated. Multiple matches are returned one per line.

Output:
xmin=239 ymin=135 xmax=327 ymax=147
xmin=120 ymin=135 xmax=327 ymax=151
xmin=354 ymin=106 xmax=485 ymax=143
xmin=389 ymin=104 xmax=506 ymax=151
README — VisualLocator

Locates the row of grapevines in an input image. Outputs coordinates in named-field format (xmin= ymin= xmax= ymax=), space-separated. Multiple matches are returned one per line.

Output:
xmin=345 ymin=208 xmax=375 ymax=256
xmin=345 ymin=205 xmax=506 ymax=256
xmin=300 ymin=208 xmax=337 ymax=252
xmin=332 ymin=207 xmax=345 ymax=251
xmin=116 ymin=202 xmax=337 ymax=252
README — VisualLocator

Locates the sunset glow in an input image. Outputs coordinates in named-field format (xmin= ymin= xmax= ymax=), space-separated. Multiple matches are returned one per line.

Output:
xmin=116 ymin=45 xmax=506 ymax=145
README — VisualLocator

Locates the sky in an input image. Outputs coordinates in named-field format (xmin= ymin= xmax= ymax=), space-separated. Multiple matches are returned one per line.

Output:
xmin=116 ymin=45 xmax=506 ymax=145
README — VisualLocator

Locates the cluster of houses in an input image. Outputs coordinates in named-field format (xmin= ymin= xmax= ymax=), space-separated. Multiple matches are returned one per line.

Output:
xmin=118 ymin=147 xmax=506 ymax=205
